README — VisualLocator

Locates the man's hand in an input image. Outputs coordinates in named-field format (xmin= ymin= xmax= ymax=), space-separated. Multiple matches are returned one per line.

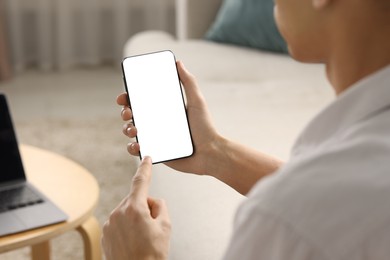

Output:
xmin=102 ymin=157 xmax=171 ymax=260
xmin=117 ymin=61 xmax=221 ymax=176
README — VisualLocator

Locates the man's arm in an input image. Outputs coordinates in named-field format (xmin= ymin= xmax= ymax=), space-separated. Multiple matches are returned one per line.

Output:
xmin=208 ymin=137 xmax=283 ymax=194
xmin=223 ymin=199 xmax=323 ymax=260
xmin=118 ymin=61 xmax=283 ymax=195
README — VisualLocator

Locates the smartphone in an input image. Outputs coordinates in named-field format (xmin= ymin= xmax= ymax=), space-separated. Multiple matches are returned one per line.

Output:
xmin=121 ymin=50 xmax=194 ymax=164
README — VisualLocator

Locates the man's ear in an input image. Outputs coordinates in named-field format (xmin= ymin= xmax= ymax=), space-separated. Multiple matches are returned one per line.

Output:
xmin=312 ymin=0 xmax=331 ymax=10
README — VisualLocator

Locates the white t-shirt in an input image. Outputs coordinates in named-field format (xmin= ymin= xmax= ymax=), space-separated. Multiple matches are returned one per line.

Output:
xmin=223 ymin=65 xmax=390 ymax=260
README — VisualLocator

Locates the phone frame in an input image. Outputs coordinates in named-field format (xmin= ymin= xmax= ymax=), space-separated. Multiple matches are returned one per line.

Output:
xmin=121 ymin=50 xmax=194 ymax=164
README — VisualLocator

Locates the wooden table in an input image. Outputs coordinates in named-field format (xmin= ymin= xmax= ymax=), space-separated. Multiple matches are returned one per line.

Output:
xmin=0 ymin=145 xmax=101 ymax=260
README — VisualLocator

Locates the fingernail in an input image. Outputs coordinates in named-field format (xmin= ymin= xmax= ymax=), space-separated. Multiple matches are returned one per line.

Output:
xmin=126 ymin=127 xmax=131 ymax=134
xmin=143 ymin=156 xmax=152 ymax=163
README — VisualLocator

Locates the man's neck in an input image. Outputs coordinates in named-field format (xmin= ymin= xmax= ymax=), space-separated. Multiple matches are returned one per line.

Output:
xmin=325 ymin=6 xmax=390 ymax=95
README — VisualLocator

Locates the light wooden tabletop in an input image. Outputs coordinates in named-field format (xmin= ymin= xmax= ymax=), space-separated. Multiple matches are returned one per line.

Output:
xmin=0 ymin=145 xmax=100 ymax=253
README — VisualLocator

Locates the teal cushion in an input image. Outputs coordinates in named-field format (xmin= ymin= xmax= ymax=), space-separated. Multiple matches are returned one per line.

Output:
xmin=205 ymin=0 xmax=288 ymax=53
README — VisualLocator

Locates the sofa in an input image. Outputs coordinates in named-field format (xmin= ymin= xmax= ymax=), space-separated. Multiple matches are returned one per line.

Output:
xmin=123 ymin=0 xmax=332 ymax=259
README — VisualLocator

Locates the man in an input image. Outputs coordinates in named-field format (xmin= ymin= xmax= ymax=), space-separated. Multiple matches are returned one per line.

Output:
xmin=102 ymin=0 xmax=390 ymax=259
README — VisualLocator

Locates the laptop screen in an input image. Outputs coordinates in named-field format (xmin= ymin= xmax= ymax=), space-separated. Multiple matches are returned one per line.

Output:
xmin=0 ymin=94 xmax=26 ymax=183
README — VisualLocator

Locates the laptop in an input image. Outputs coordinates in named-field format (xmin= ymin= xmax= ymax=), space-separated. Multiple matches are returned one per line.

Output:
xmin=0 ymin=94 xmax=68 ymax=237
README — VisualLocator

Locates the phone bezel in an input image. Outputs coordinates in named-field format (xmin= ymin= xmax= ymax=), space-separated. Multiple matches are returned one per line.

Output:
xmin=121 ymin=50 xmax=194 ymax=164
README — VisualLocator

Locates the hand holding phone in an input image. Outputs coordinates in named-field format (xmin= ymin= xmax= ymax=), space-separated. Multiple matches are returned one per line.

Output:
xmin=121 ymin=51 xmax=194 ymax=164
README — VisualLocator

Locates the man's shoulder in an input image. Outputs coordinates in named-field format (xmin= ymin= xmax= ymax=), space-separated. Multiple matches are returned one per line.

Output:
xmin=239 ymin=69 xmax=390 ymax=259
xmin=245 ymin=126 xmax=390 ymax=259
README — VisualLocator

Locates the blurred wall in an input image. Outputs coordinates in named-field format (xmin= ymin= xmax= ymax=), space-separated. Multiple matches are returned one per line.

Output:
xmin=2 ymin=0 xmax=175 ymax=72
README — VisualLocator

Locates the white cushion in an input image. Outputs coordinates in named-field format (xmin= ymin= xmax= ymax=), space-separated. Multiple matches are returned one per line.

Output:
xmin=124 ymin=31 xmax=328 ymax=84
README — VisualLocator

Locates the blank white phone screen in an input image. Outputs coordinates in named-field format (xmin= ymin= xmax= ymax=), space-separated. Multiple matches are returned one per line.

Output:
xmin=122 ymin=51 xmax=193 ymax=164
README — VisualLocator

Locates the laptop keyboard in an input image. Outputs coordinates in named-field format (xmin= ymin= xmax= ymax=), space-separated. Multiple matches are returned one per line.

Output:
xmin=0 ymin=186 xmax=44 ymax=213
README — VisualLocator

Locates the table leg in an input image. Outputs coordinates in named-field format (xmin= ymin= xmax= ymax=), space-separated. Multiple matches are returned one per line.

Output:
xmin=77 ymin=216 xmax=102 ymax=260
xmin=31 ymin=241 xmax=51 ymax=260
